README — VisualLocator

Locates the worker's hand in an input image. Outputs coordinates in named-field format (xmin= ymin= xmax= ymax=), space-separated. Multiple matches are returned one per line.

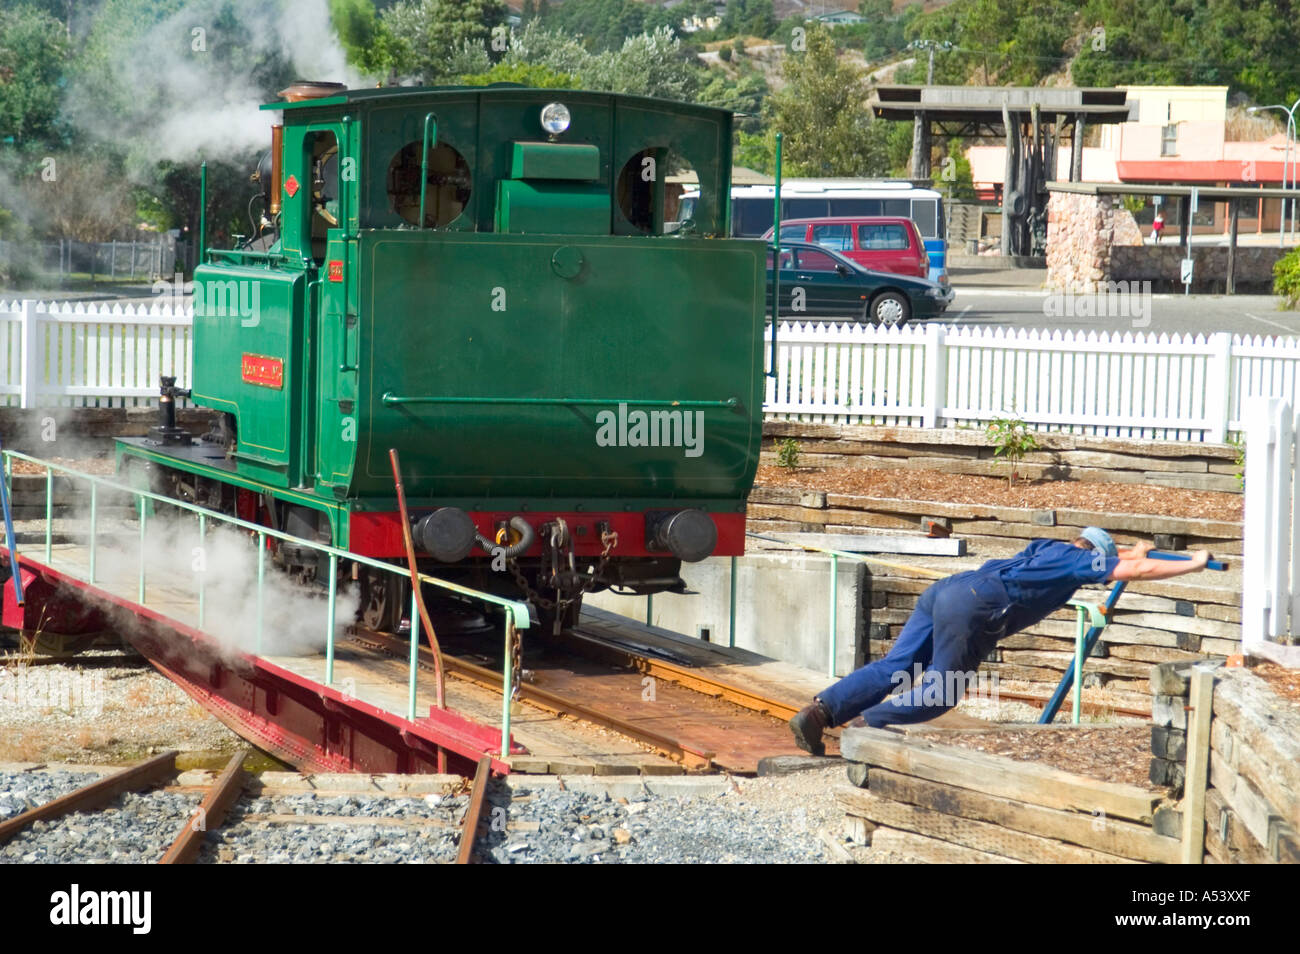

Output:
xmin=1191 ymin=549 xmax=1212 ymax=569
xmin=1129 ymin=539 xmax=1156 ymax=558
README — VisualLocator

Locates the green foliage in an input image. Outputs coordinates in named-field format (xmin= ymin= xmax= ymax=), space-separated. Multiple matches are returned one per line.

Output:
xmin=381 ymin=0 xmax=508 ymax=82
xmin=459 ymin=61 xmax=577 ymax=88
xmin=330 ymin=0 xmax=404 ymax=76
xmin=697 ymin=69 xmax=766 ymax=135
xmin=776 ymin=438 xmax=800 ymax=470
xmin=1275 ymin=247 xmax=1300 ymax=310
xmin=455 ymin=23 xmax=699 ymax=102
xmin=718 ymin=0 xmax=775 ymax=39
xmin=986 ymin=414 xmax=1041 ymax=487
xmin=535 ymin=0 xmax=675 ymax=52
xmin=718 ymin=44 xmax=732 ymax=62
xmin=765 ymin=24 xmax=885 ymax=177
xmin=0 ymin=4 xmax=70 ymax=147
xmin=1121 ymin=194 xmax=1147 ymax=215
xmin=1227 ymin=433 xmax=1245 ymax=490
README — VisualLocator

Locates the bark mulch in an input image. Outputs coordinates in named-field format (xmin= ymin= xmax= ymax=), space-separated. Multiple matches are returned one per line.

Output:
xmin=756 ymin=465 xmax=1243 ymax=523
xmin=913 ymin=725 xmax=1160 ymax=789
xmin=1252 ymin=662 xmax=1300 ymax=710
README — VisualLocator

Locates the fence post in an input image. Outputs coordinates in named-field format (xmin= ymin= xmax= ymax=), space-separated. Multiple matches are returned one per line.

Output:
xmin=1204 ymin=331 xmax=1233 ymax=443
xmin=1242 ymin=397 xmax=1282 ymax=649
xmin=923 ymin=323 xmax=947 ymax=428
xmin=19 ymin=300 xmax=41 ymax=409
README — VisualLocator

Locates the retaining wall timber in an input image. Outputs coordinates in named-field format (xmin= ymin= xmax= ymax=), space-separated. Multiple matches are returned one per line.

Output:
xmin=762 ymin=422 xmax=1242 ymax=494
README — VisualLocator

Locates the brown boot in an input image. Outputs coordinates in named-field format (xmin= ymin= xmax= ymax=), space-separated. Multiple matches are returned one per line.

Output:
xmin=789 ymin=699 xmax=833 ymax=756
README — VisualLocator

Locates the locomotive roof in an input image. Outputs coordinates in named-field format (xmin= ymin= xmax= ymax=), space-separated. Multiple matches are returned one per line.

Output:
xmin=260 ymin=84 xmax=731 ymax=120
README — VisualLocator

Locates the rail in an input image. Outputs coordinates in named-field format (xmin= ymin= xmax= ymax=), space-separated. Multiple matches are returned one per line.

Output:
xmin=0 ymin=450 xmax=531 ymax=759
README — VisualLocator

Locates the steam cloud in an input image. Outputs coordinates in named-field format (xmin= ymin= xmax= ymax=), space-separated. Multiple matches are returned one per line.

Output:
xmin=66 ymin=0 xmax=365 ymax=165
xmin=97 ymin=509 xmax=362 ymax=659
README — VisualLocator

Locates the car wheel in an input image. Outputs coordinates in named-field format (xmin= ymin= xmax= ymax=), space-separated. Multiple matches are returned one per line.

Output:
xmin=869 ymin=291 xmax=911 ymax=328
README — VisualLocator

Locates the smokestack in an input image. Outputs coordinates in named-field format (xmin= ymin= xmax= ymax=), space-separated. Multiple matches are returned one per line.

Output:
xmin=278 ymin=81 xmax=347 ymax=103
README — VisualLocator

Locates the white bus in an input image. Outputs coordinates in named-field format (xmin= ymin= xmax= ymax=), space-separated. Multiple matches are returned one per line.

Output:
xmin=681 ymin=178 xmax=948 ymax=283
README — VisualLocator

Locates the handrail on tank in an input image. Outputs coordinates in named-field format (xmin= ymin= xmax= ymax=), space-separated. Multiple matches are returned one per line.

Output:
xmin=418 ymin=113 xmax=438 ymax=230
xmin=1 ymin=449 xmax=530 ymax=760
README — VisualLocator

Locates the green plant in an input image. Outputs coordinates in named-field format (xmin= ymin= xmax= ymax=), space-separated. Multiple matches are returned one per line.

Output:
xmin=986 ymin=415 xmax=1041 ymax=487
xmin=1228 ymin=433 xmax=1245 ymax=489
xmin=776 ymin=437 xmax=800 ymax=469
xmin=1275 ymin=247 xmax=1300 ymax=309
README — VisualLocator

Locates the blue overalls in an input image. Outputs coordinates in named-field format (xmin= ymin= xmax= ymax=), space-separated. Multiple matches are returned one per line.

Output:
xmin=817 ymin=540 xmax=1118 ymax=728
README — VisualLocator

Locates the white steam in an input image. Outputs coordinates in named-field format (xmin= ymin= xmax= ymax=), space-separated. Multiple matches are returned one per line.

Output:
xmin=68 ymin=0 xmax=366 ymax=165
xmin=98 ymin=511 xmax=361 ymax=658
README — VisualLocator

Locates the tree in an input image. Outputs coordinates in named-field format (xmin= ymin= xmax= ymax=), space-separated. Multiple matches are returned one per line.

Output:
xmin=381 ymin=0 xmax=507 ymax=81
xmin=0 ymin=4 xmax=70 ymax=147
xmin=765 ymin=24 xmax=880 ymax=176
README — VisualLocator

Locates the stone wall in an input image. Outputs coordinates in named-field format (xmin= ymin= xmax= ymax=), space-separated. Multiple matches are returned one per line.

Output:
xmin=1111 ymin=244 xmax=1287 ymax=293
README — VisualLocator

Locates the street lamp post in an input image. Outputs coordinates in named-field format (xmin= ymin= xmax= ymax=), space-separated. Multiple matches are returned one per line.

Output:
xmin=1248 ymin=99 xmax=1300 ymax=246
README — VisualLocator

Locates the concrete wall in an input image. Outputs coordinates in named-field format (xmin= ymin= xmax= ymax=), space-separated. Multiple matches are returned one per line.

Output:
xmin=584 ymin=550 xmax=868 ymax=678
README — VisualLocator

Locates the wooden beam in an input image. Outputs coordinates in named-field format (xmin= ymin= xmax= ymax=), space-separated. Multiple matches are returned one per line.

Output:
xmin=871 ymin=826 xmax=1022 ymax=863
xmin=759 ymin=531 xmax=966 ymax=557
xmin=866 ymin=768 xmax=1179 ymax=863
xmin=1181 ymin=667 xmax=1215 ymax=863
xmin=838 ymin=787 xmax=1143 ymax=863
xmin=840 ymin=726 xmax=1161 ymax=823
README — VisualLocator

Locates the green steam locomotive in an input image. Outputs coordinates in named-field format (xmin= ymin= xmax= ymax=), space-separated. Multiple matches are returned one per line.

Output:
xmin=117 ymin=82 xmax=767 ymax=632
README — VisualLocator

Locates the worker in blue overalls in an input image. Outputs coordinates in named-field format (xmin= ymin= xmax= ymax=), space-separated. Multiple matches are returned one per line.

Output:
xmin=789 ymin=527 xmax=1213 ymax=756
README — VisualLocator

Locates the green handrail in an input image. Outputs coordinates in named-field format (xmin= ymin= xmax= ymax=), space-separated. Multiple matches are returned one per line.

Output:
xmin=5 ymin=449 xmax=531 ymax=760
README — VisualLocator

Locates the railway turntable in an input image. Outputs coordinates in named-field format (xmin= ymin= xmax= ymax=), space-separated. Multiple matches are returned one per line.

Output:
xmin=0 ymin=453 xmax=838 ymax=778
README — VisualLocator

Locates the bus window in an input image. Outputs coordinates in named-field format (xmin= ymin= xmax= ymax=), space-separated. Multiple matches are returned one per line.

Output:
xmin=882 ymin=198 xmax=910 ymax=218
xmin=832 ymin=198 xmax=882 ymax=216
xmin=733 ymin=197 xmax=774 ymax=236
xmin=910 ymin=199 xmax=938 ymax=238
xmin=785 ymin=198 xmax=830 ymax=219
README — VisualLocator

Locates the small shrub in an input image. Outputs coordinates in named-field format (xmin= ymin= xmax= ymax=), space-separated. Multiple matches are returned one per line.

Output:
xmin=1273 ymin=246 xmax=1300 ymax=309
xmin=776 ymin=437 xmax=800 ymax=469
xmin=986 ymin=415 xmax=1041 ymax=487
xmin=1227 ymin=433 xmax=1245 ymax=489
xmin=732 ymin=37 xmax=746 ymax=57
xmin=718 ymin=44 xmax=732 ymax=62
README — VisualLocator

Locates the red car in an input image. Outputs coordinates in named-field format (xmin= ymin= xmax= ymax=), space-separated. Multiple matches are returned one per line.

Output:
xmin=762 ymin=216 xmax=930 ymax=279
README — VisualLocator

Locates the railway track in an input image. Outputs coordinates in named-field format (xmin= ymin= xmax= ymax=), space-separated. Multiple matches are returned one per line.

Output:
xmin=0 ymin=751 xmax=495 ymax=864
xmin=350 ymin=623 xmax=832 ymax=774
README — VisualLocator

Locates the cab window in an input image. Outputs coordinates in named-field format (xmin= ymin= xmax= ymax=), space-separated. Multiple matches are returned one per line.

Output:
xmin=304 ymin=130 xmax=339 ymax=264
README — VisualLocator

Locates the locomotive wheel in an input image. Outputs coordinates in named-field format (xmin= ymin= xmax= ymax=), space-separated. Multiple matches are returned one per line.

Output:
xmin=360 ymin=569 xmax=407 ymax=633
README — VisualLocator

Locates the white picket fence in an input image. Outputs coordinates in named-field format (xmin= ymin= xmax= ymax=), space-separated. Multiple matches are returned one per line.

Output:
xmin=4 ymin=300 xmax=1300 ymax=442
xmin=1243 ymin=396 xmax=1300 ymax=667
xmin=766 ymin=321 xmax=1300 ymax=442
xmin=0 ymin=299 xmax=192 ymax=408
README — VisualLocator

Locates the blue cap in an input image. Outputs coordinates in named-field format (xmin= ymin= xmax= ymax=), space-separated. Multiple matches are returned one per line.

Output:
xmin=1080 ymin=526 xmax=1118 ymax=558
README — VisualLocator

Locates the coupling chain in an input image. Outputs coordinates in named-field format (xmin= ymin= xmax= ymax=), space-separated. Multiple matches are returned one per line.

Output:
xmin=507 ymin=528 xmax=619 ymax=613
